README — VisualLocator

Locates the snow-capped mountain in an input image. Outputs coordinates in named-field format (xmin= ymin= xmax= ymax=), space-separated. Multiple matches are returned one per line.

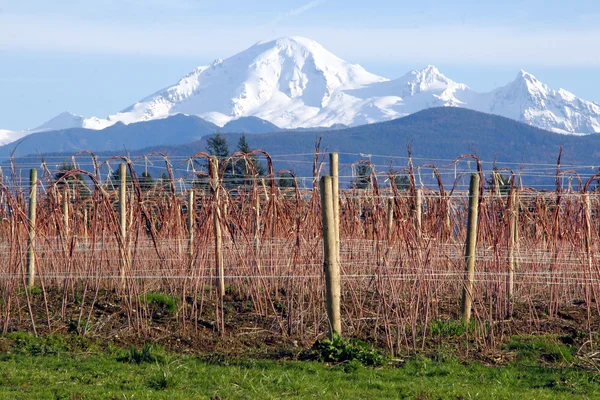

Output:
xmin=0 ymin=112 xmax=86 ymax=146
xmin=36 ymin=111 xmax=85 ymax=131
xmin=5 ymin=36 xmax=600 ymax=142
xmin=475 ymin=71 xmax=600 ymax=135
xmin=83 ymin=37 xmax=388 ymax=130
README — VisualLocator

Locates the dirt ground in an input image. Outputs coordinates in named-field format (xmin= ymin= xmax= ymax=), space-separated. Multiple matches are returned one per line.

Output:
xmin=2 ymin=286 xmax=599 ymax=366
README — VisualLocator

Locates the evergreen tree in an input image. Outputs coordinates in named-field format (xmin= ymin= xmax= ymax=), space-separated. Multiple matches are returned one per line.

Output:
xmin=205 ymin=133 xmax=237 ymax=189
xmin=278 ymin=171 xmax=297 ymax=188
xmin=236 ymin=134 xmax=251 ymax=154
xmin=234 ymin=135 xmax=266 ymax=189
xmin=486 ymin=167 xmax=511 ymax=195
xmin=158 ymin=172 xmax=172 ymax=192
xmin=54 ymin=163 xmax=91 ymax=199
xmin=352 ymin=164 xmax=372 ymax=189
xmin=139 ymin=172 xmax=155 ymax=192
xmin=192 ymin=133 xmax=231 ymax=191
xmin=393 ymin=174 xmax=410 ymax=191
xmin=206 ymin=133 xmax=230 ymax=161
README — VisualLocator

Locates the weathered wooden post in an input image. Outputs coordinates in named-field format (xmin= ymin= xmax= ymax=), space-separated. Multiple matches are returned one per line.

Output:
xmin=414 ymin=188 xmax=423 ymax=262
xmin=188 ymin=189 xmax=194 ymax=261
xmin=329 ymin=153 xmax=340 ymax=261
xmin=583 ymin=191 xmax=593 ymax=333
xmin=507 ymin=187 xmax=518 ymax=317
xmin=210 ymin=157 xmax=225 ymax=298
xmin=387 ymin=197 xmax=394 ymax=242
xmin=27 ymin=168 xmax=37 ymax=288
xmin=63 ymin=190 xmax=69 ymax=235
xmin=461 ymin=174 xmax=480 ymax=323
xmin=583 ymin=192 xmax=593 ymax=271
xmin=83 ymin=206 xmax=88 ymax=239
xmin=445 ymin=197 xmax=452 ymax=240
xmin=415 ymin=188 xmax=423 ymax=240
xmin=320 ymin=175 xmax=341 ymax=337
xmin=254 ymin=192 xmax=261 ymax=271
xmin=119 ymin=163 xmax=128 ymax=285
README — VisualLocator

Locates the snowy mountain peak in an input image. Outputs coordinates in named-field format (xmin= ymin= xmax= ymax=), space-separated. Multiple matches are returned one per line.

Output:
xmin=7 ymin=36 xmax=600 ymax=139
xmin=511 ymin=70 xmax=549 ymax=97
xmin=518 ymin=69 xmax=536 ymax=80
xmin=81 ymin=35 xmax=387 ymax=129
xmin=34 ymin=111 xmax=84 ymax=131
xmin=481 ymin=69 xmax=600 ymax=134
xmin=401 ymin=65 xmax=468 ymax=95
xmin=257 ymin=36 xmax=325 ymax=53
xmin=415 ymin=65 xmax=443 ymax=80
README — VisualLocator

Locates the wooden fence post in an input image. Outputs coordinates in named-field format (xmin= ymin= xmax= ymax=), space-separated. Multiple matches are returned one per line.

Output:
xmin=254 ymin=192 xmax=261 ymax=271
xmin=83 ymin=206 xmax=88 ymax=239
xmin=119 ymin=163 xmax=128 ymax=286
xmin=387 ymin=197 xmax=394 ymax=242
xmin=320 ymin=176 xmax=341 ymax=337
xmin=445 ymin=197 xmax=452 ymax=240
xmin=210 ymin=157 xmax=225 ymax=299
xmin=329 ymin=153 xmax=340 ymax=261
xmin=415 ymin=188 xmax=423 ymax=240
xmin=507 ymin=187 xmax=518 ymax=317
xmin=461 ymin=173 xmax=480 ymax=323
xmin=188 ymin=189 xmax=194 ymax=261
xmin=63 ymin=190 xmax=69 ymax=236
xmin=27 ymin=168 xmax=37 ymax=288
xmin=583 ymin=191 xmax=593 ymax=334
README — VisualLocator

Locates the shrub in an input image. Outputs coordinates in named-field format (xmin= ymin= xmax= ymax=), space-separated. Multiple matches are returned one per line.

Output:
xmin=311 ymin=334 xmax=385 ymax=366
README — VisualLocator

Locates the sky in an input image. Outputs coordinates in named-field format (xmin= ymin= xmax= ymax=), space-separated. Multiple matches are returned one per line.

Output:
xmin=1 ymin=0 xmax=600 ymax=130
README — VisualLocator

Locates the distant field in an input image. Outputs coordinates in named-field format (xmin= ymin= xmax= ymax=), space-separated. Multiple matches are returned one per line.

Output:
xmin=0 ymin=334 xmax=598 ymax=399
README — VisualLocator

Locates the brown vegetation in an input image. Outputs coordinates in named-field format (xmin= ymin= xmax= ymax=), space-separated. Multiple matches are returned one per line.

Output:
xmin=0 ymin=150 xmax=599 ymax=357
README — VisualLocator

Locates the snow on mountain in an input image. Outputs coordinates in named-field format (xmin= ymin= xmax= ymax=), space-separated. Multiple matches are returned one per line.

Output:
xmin=344 ymin=65 xmax=478 ymax=124
xmin=0 ymin=130 xmax=18 ymax=145
xmin=5 ymin=36 xmax=600 ymax=137
xmin=82 ymin=37 xmax=387 ymax=129
xmin=34 ymin=111 xmax=85 ymax=131
xmin=0 ymin=112 xmax=86 ymax=146
xmin=476 ymin=70 xmax=600 ymax=134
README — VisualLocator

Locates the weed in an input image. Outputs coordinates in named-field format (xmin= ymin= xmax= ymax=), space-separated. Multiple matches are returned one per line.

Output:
xmin=311 ymin=334 xmax=385 ymax=366
xmin=9 ymin=333 xmax=68 ymax=356
xmin=17 ymin=286 xmax=42 ymax=295
xmin=118 ymin=343 xmax=165 ymax=365
xmin=431 ymin=343 xmax=459 ymax=362
xmin=404 ymin=354 xmax=432 ymax=377
xmin=147 ymin=370 xmax=177 ymax=390
xmin=140 ymin=292 xmax=177 ymax=314
xmin=429 ymin=319 xmax=475 ymax=337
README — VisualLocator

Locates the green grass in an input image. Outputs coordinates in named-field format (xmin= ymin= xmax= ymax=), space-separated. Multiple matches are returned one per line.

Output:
xmin=429 ymin=319 xmax=477 ymax=337
xmin=504 ymin=334 xmax=577 ymax=365
xmin=0 ymin=334 xmax=597 ymax=399
xmin=140 ymin=292 xmax=178 ymax=313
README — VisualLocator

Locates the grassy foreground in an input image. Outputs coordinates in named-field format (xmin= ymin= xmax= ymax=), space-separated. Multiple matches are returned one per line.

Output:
xmin=0 ymin=334 xmax=598 ymax=399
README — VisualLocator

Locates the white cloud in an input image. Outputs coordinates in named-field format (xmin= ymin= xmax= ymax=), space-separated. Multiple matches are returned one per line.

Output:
xmin=270 ymin=0 xmax=322 ymax=26
xmin=1 ymin=13 xmax=600 ymax=68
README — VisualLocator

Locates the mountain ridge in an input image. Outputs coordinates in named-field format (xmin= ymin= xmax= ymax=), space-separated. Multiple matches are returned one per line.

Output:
xmin=9 ymin=107 xmax=599 ymax=189
xmin=3 ymin=36 xmax=600 ymax=145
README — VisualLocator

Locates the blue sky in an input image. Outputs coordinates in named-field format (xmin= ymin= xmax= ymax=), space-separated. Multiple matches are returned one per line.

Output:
xmin=1 ymin=0 xmax=599 ymax=130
